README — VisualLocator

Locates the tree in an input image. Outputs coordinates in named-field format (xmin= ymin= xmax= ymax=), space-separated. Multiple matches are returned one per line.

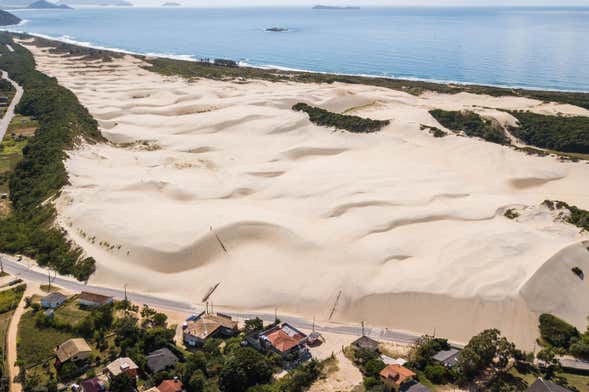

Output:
xmin=109 ymin=373 xmax=136 ymax=392
xmin=408 ymin=335 xmax=450 ymax=370
xmin=537 ymin=348 xmax=561 ymax=379
xmin=539 ymin=314 xmax=579 ymax=349
xmin=218 ymin=347 xmax=273 ymax=392
xmin=244 ymin=317 xmax=264 ymax=334
xmin=187 ymin=370 xmax=206 ymax=392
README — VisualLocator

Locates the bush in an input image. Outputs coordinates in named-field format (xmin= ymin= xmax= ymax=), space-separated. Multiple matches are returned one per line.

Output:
xmin=424 ymin=364 xmax=450 ymax=384
xmin=292 ymin=103 xmax=389 ymax=133
xmin=539 ymin=313 xmax=579 ymax=349
xmin=429 ymin=109 xmax=510 ymax=145
xmin=218 ymin=347 xmax=273 ymax=392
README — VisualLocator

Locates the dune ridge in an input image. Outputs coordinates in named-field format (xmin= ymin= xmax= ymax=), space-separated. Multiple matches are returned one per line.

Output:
xmin=20 ymin=40 xmax=589 ymax=349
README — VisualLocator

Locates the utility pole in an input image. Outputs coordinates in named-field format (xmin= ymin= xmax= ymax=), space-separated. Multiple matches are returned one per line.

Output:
xmin=361 ymin=321 xmax=365 ymax=337
xmin=124 ymin=283 xmax=128 ymax=316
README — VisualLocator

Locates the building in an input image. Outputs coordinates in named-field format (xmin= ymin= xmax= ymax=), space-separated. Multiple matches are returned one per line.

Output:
xmin=105 ymin=357 xmax=139 ymax=378
xmin=80 ymin=376 xmax=107 ymax=392
xmin=258 ymin=323 xmax=308 ymax=358
xmin=55 ymin=338 xmax=92 ymax=365
xmin=0 ymin=96 xmax=8 ymax=103
xmin=381 ymin=355 xmax=407 ymax=366
xmin=379 ymin=364 xmax=417 ymax=391
xmin=432 ymin=348 xmax=461 ymax=368
xmin=526 ymin=378 xmax=573 ymax=392
xmin=146 ymin=347 xmax=179 ymax=373
xmin=158 ymin=378 xmax=184 ymax=392
xmin=351 ymin=335 xmax=379 ymax=352
xmin=79 ymin=291 xmax=113 ymax=307
xmin=41 ymin=292 xmax=68 ymax=309
xmin=183 ymin=312 xmax=238 ymax=346
xmin=399 ymin=380 xmax=432 ymax=392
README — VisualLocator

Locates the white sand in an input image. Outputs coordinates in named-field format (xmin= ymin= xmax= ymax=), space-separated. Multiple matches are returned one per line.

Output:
xmin=19 ymin=41 xmax=589 ymax=350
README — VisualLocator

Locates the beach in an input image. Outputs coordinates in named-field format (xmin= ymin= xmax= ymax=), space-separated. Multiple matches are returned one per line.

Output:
xmin=18 ymin=38 xmax=589 ymax=350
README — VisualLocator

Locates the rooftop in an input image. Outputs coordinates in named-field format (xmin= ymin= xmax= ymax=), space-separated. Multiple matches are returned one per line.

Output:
xmin=352 ymin=335 xmax=379 ymax=351
xmin=379 ymin=364 xmax=416 ymax=386
xmin=261 ymin=323 xmax=307 ymax=353
xmin=432 ymin=348 xmax=461 ymax=367
xmin=147 ymin=347 xmax=179 ymax=373
xmin=42 ymin=292 xmax=67 ymax=304
xmin=158 ymin=379 xmax=184 ymax=392
xmin=526 ymin=378 xmax=573 ymax=392
xmin=185 ymin=313 xmax=238 ymax=340
xmin=79 ymin=291 xmax=112 ymax=305
xmin=105 ymin=357 xmax=139 ymax=377
xmin=56 ymin=338 xmax=92 ymax=363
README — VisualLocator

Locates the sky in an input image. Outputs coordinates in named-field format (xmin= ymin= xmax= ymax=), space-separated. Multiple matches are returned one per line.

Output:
xmin=144 ymin=0 xmax=589 ymax=6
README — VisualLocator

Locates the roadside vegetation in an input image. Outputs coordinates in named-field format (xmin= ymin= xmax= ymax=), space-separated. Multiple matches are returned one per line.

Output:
xmin=0 ymin=284 xmax=25 ymax=390
xmin=292 ymin=103 xmax=389 ymax=133
xmin=542 ymin=200 xmax=589 ymax=232
xmin=0 ymin=32 xmax=103 ymax=281
xmin=429 ymin=109 xmax=510 ymax=145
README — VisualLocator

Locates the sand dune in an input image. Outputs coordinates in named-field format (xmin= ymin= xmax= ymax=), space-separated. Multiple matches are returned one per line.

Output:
xmin=21 ymin=41 xmax=589 ymax=349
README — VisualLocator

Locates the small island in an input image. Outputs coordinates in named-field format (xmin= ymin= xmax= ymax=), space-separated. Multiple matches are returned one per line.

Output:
xmin=265 ymin=27 xmax=288 ymax=32
xmin=313 ymin=4 xmax=360 ymax=10
xmin=28 ymin=0 xmax=73 ymax=9
xmin=0 ymin=10 xmax=21 ymax=26
xmin=161 ymin=1 xmax=180 ymax=5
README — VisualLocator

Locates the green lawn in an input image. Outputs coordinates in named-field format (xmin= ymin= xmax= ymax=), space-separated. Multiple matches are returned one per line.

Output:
xmin=0 ymin=311 xmax=14 ymax=376
xmin=0 ymin=285 xmax=25 ymax=313
xmin=54 ymin=298 xmax=91 ymax=325
xmin=17 ymin=310 xmax=76 ymax=367
xmin=562 ymin=372 xmax=589 ymax=391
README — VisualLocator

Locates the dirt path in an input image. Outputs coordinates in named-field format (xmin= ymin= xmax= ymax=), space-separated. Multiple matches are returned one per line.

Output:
xmin=7 ymin=285 xmax=33 ymax=392
xmin=308 ymin=350 xmax=363 ymax=392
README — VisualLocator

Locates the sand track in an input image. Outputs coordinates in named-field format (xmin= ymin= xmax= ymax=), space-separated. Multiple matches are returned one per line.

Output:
xmin=22 ymin=42 xmax=589 ymax=349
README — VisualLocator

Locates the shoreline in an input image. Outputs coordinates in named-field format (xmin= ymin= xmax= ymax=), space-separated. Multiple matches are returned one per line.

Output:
xmin=2 ymin=29 xmax=589 ymax=95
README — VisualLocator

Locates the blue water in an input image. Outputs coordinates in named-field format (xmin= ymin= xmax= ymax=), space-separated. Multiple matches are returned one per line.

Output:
xmin=8 ymin=7 xmax=589 ymax=91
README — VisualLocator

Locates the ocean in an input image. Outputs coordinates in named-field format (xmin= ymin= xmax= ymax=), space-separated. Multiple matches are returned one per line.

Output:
xmin=8 ymin=6 xmax=589 ymax=92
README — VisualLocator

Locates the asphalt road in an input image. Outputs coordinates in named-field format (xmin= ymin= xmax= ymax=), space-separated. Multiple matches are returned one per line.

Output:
xmin=0 ymin=253 xmax=420 ymax=344
xmin=0 ymin=70 xmax=23 ymax=142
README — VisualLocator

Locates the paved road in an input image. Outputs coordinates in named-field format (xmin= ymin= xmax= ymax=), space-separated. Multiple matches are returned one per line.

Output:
xmin=0 ymin=70 xmax=23 ymax=142
xmin=0 ymin=253 xmax=421 ymax=345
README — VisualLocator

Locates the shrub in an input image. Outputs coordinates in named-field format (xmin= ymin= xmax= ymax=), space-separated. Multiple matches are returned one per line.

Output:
xmin=429 ymin=109 xmax=510 ymax=145
xmin=539 ymin=313 xmax=579 ymax=349
xmin=292 ymin=102 xmax=389 ymax=133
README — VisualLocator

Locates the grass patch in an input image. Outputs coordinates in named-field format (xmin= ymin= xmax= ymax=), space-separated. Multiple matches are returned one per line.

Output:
xmin=7 ymin=114 xmax=38 ymax=136
xmin=17 ymin=310 xmax=76 ymax=367
xmin=561 ymin=372 xmax=589 ymax=391
xmin=0 ymin=311 xmax=14 ymax=376
xmin=429 ymin=109 xmax=510 ymax=145
xmin=53 ymin=298 xmax=91 ymax=326
xmin=292 ymin=102 xmax=389 ymax=133
xmin=0 ymin=284 xmax=25 ymax=313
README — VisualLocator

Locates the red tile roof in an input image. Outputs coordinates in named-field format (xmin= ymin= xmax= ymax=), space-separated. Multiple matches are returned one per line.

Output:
xmin=262 ymin=324 xmax=306 ymax=353
xmin=158 ymin=379 xmax=183 ymax=392
xmin=379 ymin=364 xmax=416 ymax=385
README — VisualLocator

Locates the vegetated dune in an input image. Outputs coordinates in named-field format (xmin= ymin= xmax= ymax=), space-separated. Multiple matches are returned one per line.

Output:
xmin=21 ymin=40 xmax=589 ymax=349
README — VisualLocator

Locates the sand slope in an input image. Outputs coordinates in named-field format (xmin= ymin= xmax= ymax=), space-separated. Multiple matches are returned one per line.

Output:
xmin=20 ymin=41 xmax=589 ymax=349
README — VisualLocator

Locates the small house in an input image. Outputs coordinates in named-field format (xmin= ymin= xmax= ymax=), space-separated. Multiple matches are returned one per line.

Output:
xmin=379 ymin=364 xmax=417 ymax=392
xmin=146 ymin=347 xmax=179 ymax=373
xmin=399 ymin=380 xmax=432 ymax=392
xmin=158 ymin=378 xmax=184 ymax=392
xmin=105 ymin=357 xmax=139 ymax=378
xmin=79 ymin=291 xmax=113 ymax=307
xmin=41 ymin=292 xmax=68 ymax=309
xmin=55 ymin=338 xmax=92 ymax=365
xmin=258 ymin=322 xmax=308 ymax=358
xmin=352 ymin=335 xmax=379 ymax=353
xmin=526 ymin=378 xmax=573 ymax=392
xmin=80 ymin=376 xmax=107 ymax=392
xmin=183 ymin=312 xmax=238 ymax=346
xmin=432 ymin=348 xmax=460 ymax=368
xmin=0 ymin=96 xmax=8 ymax=103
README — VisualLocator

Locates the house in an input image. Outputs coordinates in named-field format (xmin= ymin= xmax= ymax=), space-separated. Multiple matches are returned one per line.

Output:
xmin=258 ymin=323 xmax=308 ymax=358
xmin=146 ymin=347 xmax=179 ymax=373
xmin=55 ymin=338 xmax=92 ymax=365
xmin=526 ymin=378 xmax=573 ymax=392
xmin=0 ymin=96 xmax=8 ymax=103
xmin=183 ymin=312 xmax=238 ymax=346
xmin=105 ymin=357 xmax=139 ymax=378
xmin=379 ymin=364 xmax=417 ymax=391
xmin=381 ymin=355 xmax=407 ymax=366
xmin=432 ymin=348 xmax=460 ymax=368
xmin=399 ymin=380 xmax=432 ymax=392
xmin=41 ymin=292 xmax=68 ymax=309
xmin=352 ymin=335 xmax=379 ymax=352
xmin=79 ymin=291 xmax=113 ymax=307
xmin=80 ymin=376 xmax=107 ymax=392
xmin=158 ymin=378 xmax=184 ymax=392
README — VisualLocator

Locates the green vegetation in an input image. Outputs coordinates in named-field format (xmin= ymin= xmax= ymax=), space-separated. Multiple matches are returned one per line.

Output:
xmin=420 ymin=124 xmax=447 ymax=138
xmin=0 ymin=284 xmax=25 ymax=313
xmin=429 ymin=109 xmax=510 ymax=145
xmin=504 ymin=208 xmax=520 ymax=220
xmin=509 ymin=111 xmax=589 ymax=155
xmin=0 ymin=32 xmax=103 ymax=281
xmin=292 ymin=103 xmax=389 ymax=133
xmin=542 ymin=200 xmax=589 ymax=232
xmin=538 ymin=313 xmax=589 ymax=362
xmin=347 ymin=346 xmax=386 ymax=391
